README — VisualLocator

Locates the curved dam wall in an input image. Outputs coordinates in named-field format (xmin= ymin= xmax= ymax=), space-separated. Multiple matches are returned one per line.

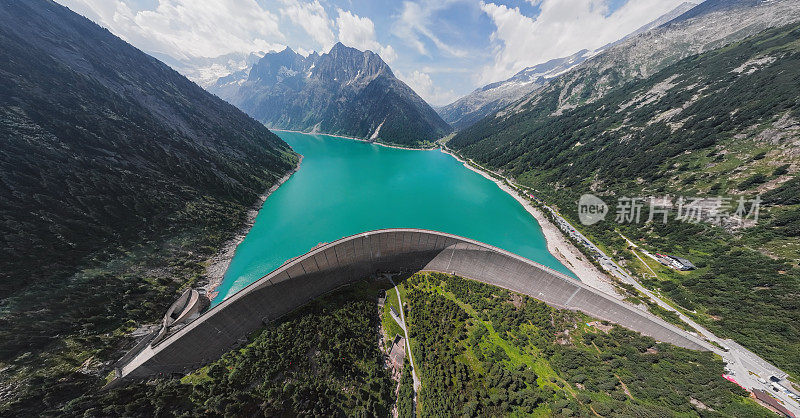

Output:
xmin=119 ymin=229 xmax=712 ymax=381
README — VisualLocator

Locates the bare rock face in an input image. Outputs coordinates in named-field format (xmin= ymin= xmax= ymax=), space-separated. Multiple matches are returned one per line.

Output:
xmin=213 ymin=43 xmax=452 ymax=146
xmin=524 ymin=0 xmax=800 ymax=118
xmin=437 ymin=2 xmax=700 ymax=131
xmin=437 ymin=50 xmax=593 ymax=130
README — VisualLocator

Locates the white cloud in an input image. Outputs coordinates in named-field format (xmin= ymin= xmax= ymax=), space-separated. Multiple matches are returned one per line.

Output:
xmin=336 ymin=9 xmax=377 ymax=50
xmin=336 ymin=9 xmax=397 ymax=63
xmin=394 ymin=1 xmax=467 ymax=58
xmin=399 ymin=70 xmax=459 ymax=106
xmin=56 ymin=0 xmax=284 ymax=60
xmin=478 ymin=0 xmax=690 ymax=84
xmin=279 ymin=0 xmax=336 ymax=52
xmin=57 ymin=0 xmax=402 ymax=84
xmin=295 ymin=47 xmax=317 ymax=57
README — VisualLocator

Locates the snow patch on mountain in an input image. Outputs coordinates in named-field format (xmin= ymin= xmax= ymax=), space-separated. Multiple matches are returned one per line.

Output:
xmin=437 ymin=49 xmax=593 ymax=130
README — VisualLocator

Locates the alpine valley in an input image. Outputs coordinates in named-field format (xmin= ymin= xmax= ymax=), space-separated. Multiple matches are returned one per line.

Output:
xmin=3 ymin=0 xmax=800 ymax=416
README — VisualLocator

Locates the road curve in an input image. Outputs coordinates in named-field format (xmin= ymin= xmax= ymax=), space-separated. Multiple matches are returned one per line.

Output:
xmin=114 ymin=228 xmax=714 ymax=385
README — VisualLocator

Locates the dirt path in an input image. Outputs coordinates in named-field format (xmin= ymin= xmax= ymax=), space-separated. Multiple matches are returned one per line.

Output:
xmin=388 ymin=277 xmax=420 ymax=391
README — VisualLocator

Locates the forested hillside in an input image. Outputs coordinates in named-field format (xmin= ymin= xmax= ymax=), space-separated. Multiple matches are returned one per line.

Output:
xmin=450 ymin=23 xmax=800 ymax=193
xmin=449 ymin=22 xmax=800 ymax=377
xmin=0 ymin=0 xmax=297 ymax=298
xmin=63 ymin=280 xmax=394 ymax=417
xmin=0 ymin=0 xmax=296 ymax=412
xmin=405 ymin=273 xmax=768 ymax=417
xmin=448 ymin=0 xmax=800 ymax=140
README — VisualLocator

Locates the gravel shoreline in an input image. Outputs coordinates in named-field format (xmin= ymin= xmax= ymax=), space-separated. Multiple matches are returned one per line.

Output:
xmin=439 ymin=148 xmax=620 ymax=297
xmin=202 ymin=155 xmax=304 ymax=301
xmin=271 ymin=128 xmax=436 ymax=151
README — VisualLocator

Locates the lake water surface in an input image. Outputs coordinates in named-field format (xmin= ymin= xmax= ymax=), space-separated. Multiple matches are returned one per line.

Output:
xmin=212 ymin=131 xmax=573 ymax=304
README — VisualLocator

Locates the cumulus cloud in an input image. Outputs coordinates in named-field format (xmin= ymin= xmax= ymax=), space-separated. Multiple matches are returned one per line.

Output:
xmin=279 ymin=0 xmax=336 ymax=52
xmin=394 ymin=0 xmax=467 ymax=58
xmin=336 ymin=9 xmax=397 ymax=63
xmin=399 ymin=70 xmax=459 ymax=106
xmin=56 ymin=0 xmax=284 ymax=60
xmin=478 ymin=0 xmax=691 ymax=84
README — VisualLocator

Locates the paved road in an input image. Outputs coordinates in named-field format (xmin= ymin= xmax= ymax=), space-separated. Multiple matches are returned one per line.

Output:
xmin=612 ymin=232 xmax=800 ymax=415
xmin=388 ymin=276 xmax=420 ymax=391
xmin=559 ymin=218 xmax=799 ymax=414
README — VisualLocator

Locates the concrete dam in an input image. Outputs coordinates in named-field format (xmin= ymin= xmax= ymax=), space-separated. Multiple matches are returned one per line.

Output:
xmin=117 ymin=228 xmax=713 ymax=382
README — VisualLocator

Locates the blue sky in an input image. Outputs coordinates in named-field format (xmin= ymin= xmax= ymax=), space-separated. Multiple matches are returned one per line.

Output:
xmin=55 ymin=0 xmax=695 ymax=106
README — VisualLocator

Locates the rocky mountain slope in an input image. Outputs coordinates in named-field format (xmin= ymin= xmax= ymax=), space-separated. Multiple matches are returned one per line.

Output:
xmin=438 ymin=2 xmax=699 ymax=131
xmin=0 ymin=0 xmax=296 ymax=298
xmin=216 ymin=43 xmax=451 ymax=146
xmin=478 ymin=0 xmax=800 ymax=126
xmin=600 ymin=1 xmax=699 ymax=50
xmin=0 ymin=1 xmax=297 ymax=411
xmin=437 ymin=50 xmax=592 ymax=130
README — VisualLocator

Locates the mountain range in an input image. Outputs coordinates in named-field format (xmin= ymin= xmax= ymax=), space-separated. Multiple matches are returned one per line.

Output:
xmin=448 ymin=0 xmax=800 ymax=196
xmin=437 ymin=2 xmax=699 ymax=130
xmin=162 ymin=51 xmax=266 ymax=93
xmin=3 ymin=0 xmax=800 ymax=414
xmin=213 ymin=44 xmax=452 ymax=146
xmin=495 ymin=0 xmax=800 ymax=122
xmin=437 ymin=49 xmax=593 ymax=130
xmin=451 ymin=0 xmax=800 ymax=194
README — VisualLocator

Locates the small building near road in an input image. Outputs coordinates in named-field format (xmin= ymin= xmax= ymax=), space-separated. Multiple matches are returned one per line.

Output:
xmin=669 ymin=255 xmax=696 ymax=270
xmin=655 ymin=253 xmax=696 ymax=271
xmin=753 ymin=389 xmax=796 ymax=418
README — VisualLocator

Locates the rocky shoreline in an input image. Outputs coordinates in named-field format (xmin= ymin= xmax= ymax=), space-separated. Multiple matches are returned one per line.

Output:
xmin=201 ymin=155 xmax=304 ymax=302
xmin=271 ymin=128 xmax=437 ymax=151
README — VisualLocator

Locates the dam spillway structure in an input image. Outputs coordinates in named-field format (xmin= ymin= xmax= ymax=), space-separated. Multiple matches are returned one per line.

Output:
xmin=114 ymin=228 xmax=714 ymax=384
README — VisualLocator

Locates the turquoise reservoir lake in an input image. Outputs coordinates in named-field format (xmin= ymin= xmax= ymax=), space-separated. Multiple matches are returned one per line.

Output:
xmin=212 ymin=131 xmax=573 ymax=304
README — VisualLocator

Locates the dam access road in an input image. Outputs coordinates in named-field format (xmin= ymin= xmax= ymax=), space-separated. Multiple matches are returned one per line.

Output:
xmin=113 ymin=229 xmax=714 ymax=386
